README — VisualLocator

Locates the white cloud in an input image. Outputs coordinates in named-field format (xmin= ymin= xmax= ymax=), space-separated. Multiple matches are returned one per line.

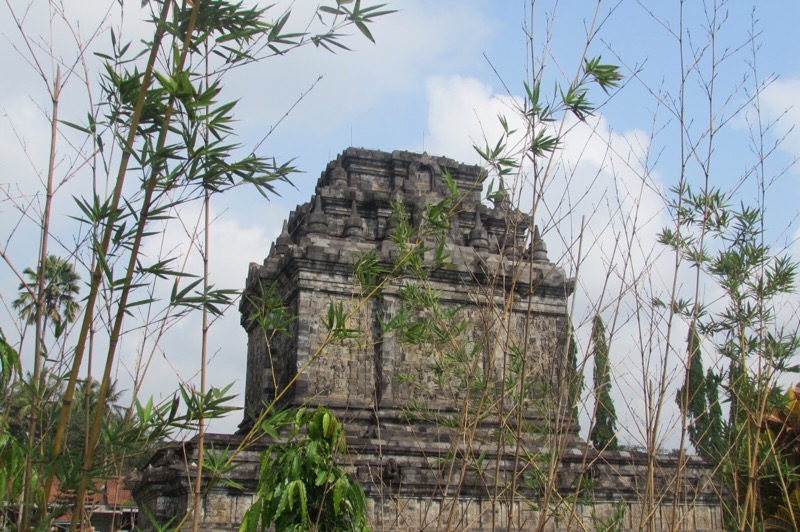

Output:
xmin=229 ymin=0 xmax=495 ymax=141
xmin=425 ymin=75 xmax=517 ymax=164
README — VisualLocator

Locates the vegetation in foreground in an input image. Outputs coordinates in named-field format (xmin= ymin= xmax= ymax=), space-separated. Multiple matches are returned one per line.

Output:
xmin=1 ymin=0 xmax=798 ymax=531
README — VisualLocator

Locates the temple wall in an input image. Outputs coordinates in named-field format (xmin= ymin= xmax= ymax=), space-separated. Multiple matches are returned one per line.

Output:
xmin=134 ymin=434 xmax=724 ymax=531
xmin=135 ymin=148 xmax=723 ymax=531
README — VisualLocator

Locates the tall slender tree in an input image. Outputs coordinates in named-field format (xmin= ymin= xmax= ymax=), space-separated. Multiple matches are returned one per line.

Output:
xmin=590 ymin=315 xmax=617 ymax=451
xmin=704 ymin=368 xmax=724 ymax=462
xmin=677 ymin=324 xmax=711 ymax=459
xmin=12 ymin=255 xmax=81 ymax=339
xmin=566 ymin=320 xmax=582 ymax=420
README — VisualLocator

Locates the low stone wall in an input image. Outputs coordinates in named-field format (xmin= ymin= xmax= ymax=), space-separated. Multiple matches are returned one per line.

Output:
xmin=370 ymin=497 xmax=722 ymax=531
xmin=133 ymin=431 xmax=723 ymax=531
xmin=133 ymin=434 xmax=260 ymax=530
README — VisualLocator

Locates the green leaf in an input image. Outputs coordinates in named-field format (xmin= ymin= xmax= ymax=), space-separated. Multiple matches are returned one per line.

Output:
xmin=319 ymin=5 xmax=343 ymax=15
xmin=353 ymin=19 xmax=375 ymax=43
xmin=59 ymin=119 xmax=91 ymax=134
xmin=0 ymin=331 xmax=21 ymax=385
xmin=333 ymin=478 xmax=344 ymax=514
xmin=268 ymin=12 xmax=290 ymax=42
xmin=442 ymin=168 xmax=457 ymax=197
xmin=315 ymin=467 xmax=328 ymax=487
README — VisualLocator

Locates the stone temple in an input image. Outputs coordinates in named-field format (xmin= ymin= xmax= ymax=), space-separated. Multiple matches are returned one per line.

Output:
xmin=134 ymin=148 xmax=723 ymax=530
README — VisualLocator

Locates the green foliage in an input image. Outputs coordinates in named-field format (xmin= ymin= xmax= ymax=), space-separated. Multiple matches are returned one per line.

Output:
xmin=566 ymin=320 xmax=583 ymax=420
xmin=4 ymin=375 xmax=154 ymax=480
xmin=0 ymin=331 xmax=20 ymax=393
xmin=0 ymin=0 xmax=393 ymax=527
xmin=316 ymin=2 xmax=396 ymax=47
xmin=676 ymin=324 xmax=722 ymax=461
xmin=179 ymin=382 xmax=239 ymax=425
xmin=352 ymin=250 xmax=387 ymax=296
xmin=583 ymin=56 xmax=623 ymax=94
xmin=755 ymin=385 xmax=800 ymax=529
xmin=245 ymin=280 xmax=297 ymax=338
xmin=12 ymin=256 xmax=81 ymax=339
xmin=704 ymin=369 xmax=724 ymax=461
xmin=202 ymin=445 xmax=245 ymax=491
xmin=385 ymin=182 xmax=458 ymax=279
xmin=590 ymin=315 xmax=617 ymax=451
xmin=0 ymin=335 xmax=24 ymax=524
xmin=476 ymin=56 xmax=621 ymax=184
xmin=141 ymin=505 xmax=179 ymax=532
xmin=590 ymin=500 xmax=626 ymax=532
xmin=0 ymin=429 xmax=26 ymax=524
xmin=241 ymin=407 xmax=369 ymax=532
xmin=324 ymin=301 xmax=362 ymax=343
xmin=660 ymin=185 xmax=800 ymax=528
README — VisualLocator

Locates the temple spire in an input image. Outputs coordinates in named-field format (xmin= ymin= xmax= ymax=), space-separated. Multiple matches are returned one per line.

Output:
xmin=307 ymin=194 xmax=329 ymax=234
xmin=469 ymin=210 xmax=489 ymax=250
xmin=532 ymin=225 xmax=548 ymax=261
xmin=344 ymin=199 xmax=364 ymax=238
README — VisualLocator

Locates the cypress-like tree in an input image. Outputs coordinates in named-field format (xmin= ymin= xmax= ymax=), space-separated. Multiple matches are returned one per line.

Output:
xmin=703 ymin=368 xmax=724 ymax=462
xmin=676 ymin=324 xmax=712 ymax=459
xmin=566 ymin=320 xmax=583 ymax=420
xmin=590 ymin=315 xmax=617 ymax=450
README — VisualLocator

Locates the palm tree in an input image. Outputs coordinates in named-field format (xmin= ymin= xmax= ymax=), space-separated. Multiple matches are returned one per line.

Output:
xmin=12 ymin=255 xmax=81 ymax=338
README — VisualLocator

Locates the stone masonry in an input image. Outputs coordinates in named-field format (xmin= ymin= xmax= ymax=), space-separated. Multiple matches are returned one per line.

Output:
xmin=239 ymin=148 xmax=570 ymax=427
xmin=134 ymin=148 xmax=723 ymax=530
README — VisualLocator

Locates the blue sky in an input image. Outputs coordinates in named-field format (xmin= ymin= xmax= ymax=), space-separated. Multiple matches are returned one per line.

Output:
xmin=2 ymin=0 xmax=800 ymax=443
